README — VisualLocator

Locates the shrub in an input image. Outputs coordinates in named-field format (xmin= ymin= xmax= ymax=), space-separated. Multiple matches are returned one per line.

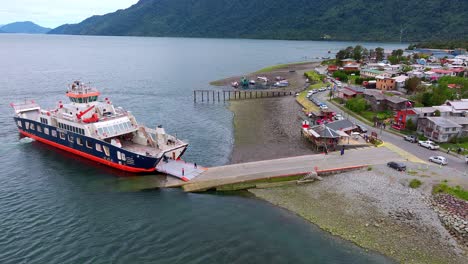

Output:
xmin=332 ymin=70 xmax=348 ymax=82
xmin=433 ymin=183 xmax=468 ymax=201
xmin=345 ymin=96 xmax=368 ymax=113
xmin=405 ymin=118 xmax=417 ymax=131
xmin=409 ymin=179 xmax=422 ymax=188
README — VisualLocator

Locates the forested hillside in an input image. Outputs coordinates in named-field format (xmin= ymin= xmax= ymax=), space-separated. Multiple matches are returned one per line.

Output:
xmin=49 ymin=0 xmax=468 ymax=42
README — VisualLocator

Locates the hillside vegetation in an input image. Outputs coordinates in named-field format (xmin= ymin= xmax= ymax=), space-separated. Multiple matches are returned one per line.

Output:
xmin=49 ymin=0 xmax=468 ymax=42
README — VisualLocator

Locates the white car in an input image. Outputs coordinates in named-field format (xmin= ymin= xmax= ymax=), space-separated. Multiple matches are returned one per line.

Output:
xmin=429 ymin=156 xmax=448 ymax=165
xmin=319 ymin=104 xmax=328 ymax=110
xmin=334 ymin=114 xmax=344 ymax=120
xmin=418 ymin=140 xmax=440 ymax=150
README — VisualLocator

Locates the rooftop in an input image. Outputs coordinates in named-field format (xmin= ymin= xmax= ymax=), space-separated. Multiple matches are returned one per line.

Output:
xmin=447 ymin=101 xmax=468 ymax=111
xmin=325 ymin=119 xmax=355 ymax=132
xmin=427 ymin=117 xmax=462 ymax=128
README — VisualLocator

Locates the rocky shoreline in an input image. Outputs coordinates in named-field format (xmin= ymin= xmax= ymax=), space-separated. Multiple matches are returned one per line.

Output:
xmin=432 ymin=194 xmax=468 ymax=248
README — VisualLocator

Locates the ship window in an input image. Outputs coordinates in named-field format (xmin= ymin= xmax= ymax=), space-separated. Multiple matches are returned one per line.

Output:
xmin=51 ymin=130 xmax=57 ymax=137
xmin=108 ymin=126 xmax=115 ymax=135
xmin=121 ymin=152 xmax=125 ymax=160
xmin=17 ymin=121 xmax=22 ymax=127
xmin=105 ymin=127 xmax=112 ymax=135
xmin=77 ymin=137 xmax=83 ymax=146
xmin=44 ymin=127 xmax=49 ymax=135
xmin=37 ymin=126 xmax=42 ymax=133
xmin=25 ymin=122 xmax=29 ymax=128
xmin=86 ymin=140 xmax=92 ymax=149
xmin=98 ymin=128 xmax=104 ymax=135
xmin=117 ymin=151 xmax=121 ymax=160
xmin=30 ymin=124 xmax=35 ymax=131
xmin=60 ymin=132 xmax=65 ymax=140
xmin=68 ymin=135 xmax=73 ymax=143
xmin=95 ymin=143 xmax=102 ymax=152
xmin=65 ymin=124 xmax=69 ymax=131
xmin=103 ymin=145 xmax=110 ymax=157
xmin=119 ymin=123 xmax=125 ymax=131
xmin=58 ymin=123 xmax=62 ymax=129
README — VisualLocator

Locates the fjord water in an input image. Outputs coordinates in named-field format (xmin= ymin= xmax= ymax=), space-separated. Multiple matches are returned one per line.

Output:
xmin=0 ymin=34 xmax=404 ymax=263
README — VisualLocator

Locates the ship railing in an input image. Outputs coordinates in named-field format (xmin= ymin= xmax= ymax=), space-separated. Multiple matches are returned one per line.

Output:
xmin=10 ymin=100 xmax=40 ymax=112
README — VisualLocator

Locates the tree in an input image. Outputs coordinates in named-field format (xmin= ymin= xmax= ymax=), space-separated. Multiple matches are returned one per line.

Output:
xmin=402 ymin=65 xmax=412 ymax=72
xmin=406 ymin=77 xmax=422 ymax=94
xmin=405 ymin=118 xmax=416 ymax=131
xmin=332 ymin=70 xmax=348 ymax=82
xmin=433 ymin=109 xmax=441 ymax=116
xmin=375 ymin=47 xmax=385 ymax=62
xmin=362 ymin=48 xmax=369 ymax=61
xmin=353 ymin=45 xmax=363 ymax=61
xmin=335 ymin=50 xmax=347 ymax=65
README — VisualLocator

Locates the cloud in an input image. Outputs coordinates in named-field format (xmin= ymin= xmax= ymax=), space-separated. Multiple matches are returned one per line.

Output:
xmin=0 ymin=0 xmax=138 ymax=28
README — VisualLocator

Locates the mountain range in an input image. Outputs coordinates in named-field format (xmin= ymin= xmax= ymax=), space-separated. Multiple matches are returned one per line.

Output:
xmin=1 ymin=21 xmax=50 ymax=34
xmin=48 ymin=0 xmax=467 ymax=42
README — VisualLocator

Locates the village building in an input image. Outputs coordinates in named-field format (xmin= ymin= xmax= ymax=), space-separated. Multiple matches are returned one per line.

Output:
xmin=302 ymin=124 xmax=341 ymax=151
xmin=417 ymin=117 xmax=462 ymax=143
xmin=376 ymin=76 xmax=395 ymax=90
xmin=363 ymin=90 xmax=408 ymax=112
xmin=360 ymin=69 xmax=388 ymax=78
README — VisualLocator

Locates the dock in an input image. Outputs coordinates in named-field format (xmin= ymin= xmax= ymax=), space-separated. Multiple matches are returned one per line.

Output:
xmin=193 ymin=90 xmax=296 ymax=102
xmin=164 ymin=147 xmax=405 ymax=192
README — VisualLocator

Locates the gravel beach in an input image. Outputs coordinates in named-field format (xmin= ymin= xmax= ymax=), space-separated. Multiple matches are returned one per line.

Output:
xmin=250 ymin=165 xmax=467 ymax=264
xmin=229 ymin=96 xmax=316 ymax=164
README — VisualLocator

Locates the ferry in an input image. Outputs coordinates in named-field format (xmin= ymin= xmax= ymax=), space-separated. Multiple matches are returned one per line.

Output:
xmin=11 ymin=81 xmax=189 ymax=176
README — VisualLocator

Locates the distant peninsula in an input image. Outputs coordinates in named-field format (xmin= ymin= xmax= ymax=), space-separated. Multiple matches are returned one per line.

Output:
xmin=0 ymin=21 xmax=50 ymax=34
xmin=48 ymin=0 xmax=467 ymax=42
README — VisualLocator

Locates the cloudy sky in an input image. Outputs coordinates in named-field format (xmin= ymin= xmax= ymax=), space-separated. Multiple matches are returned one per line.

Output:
xmin=0 ymin=0 xmax=139 ymax=28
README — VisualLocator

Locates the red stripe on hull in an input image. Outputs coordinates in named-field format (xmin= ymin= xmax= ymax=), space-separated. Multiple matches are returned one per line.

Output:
xmin=19 ymin=129 xmax=156 ymax=173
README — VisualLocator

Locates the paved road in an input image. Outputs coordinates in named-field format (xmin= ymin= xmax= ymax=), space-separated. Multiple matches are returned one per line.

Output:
xmin=178 ymin=147 xmax=404 ymax=192
xmin=314 ymin=91 xmax=468 ymax=172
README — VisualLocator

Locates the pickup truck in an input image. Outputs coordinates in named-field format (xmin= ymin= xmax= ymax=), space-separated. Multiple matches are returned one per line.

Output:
xmin=403 ymin=135 xmax=417 ymax=143
xmin=418 ymin=140 xmax=440 ymax=150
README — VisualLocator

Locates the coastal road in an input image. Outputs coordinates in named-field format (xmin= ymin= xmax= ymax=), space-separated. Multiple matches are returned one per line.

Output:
xmin=314 ymin=92 xmax=468 ymax=173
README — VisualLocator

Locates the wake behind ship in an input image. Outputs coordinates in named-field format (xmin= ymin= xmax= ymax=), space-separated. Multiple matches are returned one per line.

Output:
xmin=11 ymin=81 xmax=188 ymax=176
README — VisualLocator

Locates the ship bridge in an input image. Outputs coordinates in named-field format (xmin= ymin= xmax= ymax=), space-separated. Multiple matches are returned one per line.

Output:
xmin=66 ymin=81 xmax=100 ymax=104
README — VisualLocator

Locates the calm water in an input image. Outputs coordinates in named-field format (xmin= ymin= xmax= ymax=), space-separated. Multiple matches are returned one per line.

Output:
xmin=0 ymin=34 xmax=405 ymax=263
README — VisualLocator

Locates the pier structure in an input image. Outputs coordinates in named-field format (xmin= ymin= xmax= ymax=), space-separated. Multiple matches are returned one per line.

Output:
xmin=193 ymin=90 xmax=295 ymax=102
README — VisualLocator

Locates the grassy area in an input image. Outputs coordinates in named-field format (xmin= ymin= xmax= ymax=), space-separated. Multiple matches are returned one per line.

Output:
xmin=296 ymin=83 xmax=322 ymax=112
xmin=255 ymin=61 xmax=313 ymax=73
xmin=439 ymin=142 xmax=468 ymax=155
xmin=433 ymin=181 xmax=468 ymax=201
xmin=409 ymin=179 xmax=422 ymax=188
xmin=320 ymin=59 xmax=335 ymax=65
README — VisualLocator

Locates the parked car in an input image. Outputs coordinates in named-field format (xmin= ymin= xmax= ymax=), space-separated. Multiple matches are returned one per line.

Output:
xmin=334 ymin=114 xmax=344 ymax=120
xmin=418 ymin=140 xmax=440 ymax=150
xmin=355 ymin=124 xmax=368 ymax=133
xmin=403 ymin=135 xmax=418 ymax=143
xmin=465 ymin=156 xmax=468 ymax=164
xmin=387 ymin=161 xmax=406 ymax=171
xmin=429 ymin=156 xmax=448 ymax=165
xmin=319 ymin=104 xmax=328 ymax=110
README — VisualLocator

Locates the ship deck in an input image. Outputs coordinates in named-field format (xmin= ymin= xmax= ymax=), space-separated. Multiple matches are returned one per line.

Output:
xmin=121 ymin=141 xmax=161 ymax=156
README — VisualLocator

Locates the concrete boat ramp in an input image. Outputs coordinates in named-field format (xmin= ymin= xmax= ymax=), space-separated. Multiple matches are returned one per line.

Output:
xmin=162 ymin=146 xmax=409 ymax=192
